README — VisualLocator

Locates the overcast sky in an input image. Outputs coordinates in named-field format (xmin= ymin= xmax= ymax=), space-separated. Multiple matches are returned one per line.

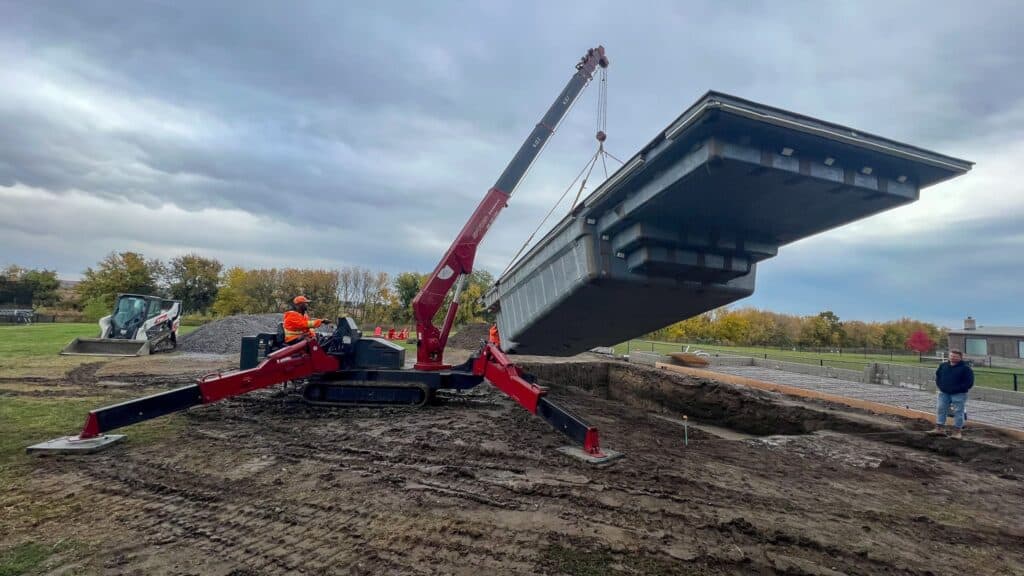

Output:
xmin=1 ymin=0 xmax=1022 ymax=328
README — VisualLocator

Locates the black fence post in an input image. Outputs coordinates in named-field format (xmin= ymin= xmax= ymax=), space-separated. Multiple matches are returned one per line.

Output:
xmin=819 ymin=359 xmax=824 ymax=367
xmin=1015 ymin=374 xmax=1019 ymax=392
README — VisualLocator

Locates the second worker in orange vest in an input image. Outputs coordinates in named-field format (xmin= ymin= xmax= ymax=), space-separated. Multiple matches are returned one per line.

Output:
xmin=283 ymin=295 xmax=330 ymax=343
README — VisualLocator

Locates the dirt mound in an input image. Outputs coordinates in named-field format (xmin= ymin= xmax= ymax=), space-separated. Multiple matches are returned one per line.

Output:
xmin=178 ymin=313 xmax=282 ymax=354
xmin=446 ymin=322 xmax=490 ymax=350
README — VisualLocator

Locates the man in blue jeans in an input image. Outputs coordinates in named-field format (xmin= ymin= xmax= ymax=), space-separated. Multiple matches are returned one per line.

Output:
xmin=928 ymin=349 xmax=974 ymax=439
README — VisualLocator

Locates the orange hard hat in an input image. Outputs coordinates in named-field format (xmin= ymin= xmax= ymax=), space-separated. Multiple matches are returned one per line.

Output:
xmin=293 ymin=295 xmax=311 ymax=305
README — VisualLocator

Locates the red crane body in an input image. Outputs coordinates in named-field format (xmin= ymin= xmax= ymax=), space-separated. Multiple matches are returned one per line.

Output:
xmin=43 ymin=46 xmax=616 ymax=462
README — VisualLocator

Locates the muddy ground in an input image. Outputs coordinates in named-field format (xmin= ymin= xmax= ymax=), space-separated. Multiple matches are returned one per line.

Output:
xmin=4 ymin=351 xmax=1024 ymax=575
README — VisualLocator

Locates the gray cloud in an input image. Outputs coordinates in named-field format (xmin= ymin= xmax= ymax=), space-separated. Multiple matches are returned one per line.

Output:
xmin=1 ymin=0 xmax=1023 ymax=326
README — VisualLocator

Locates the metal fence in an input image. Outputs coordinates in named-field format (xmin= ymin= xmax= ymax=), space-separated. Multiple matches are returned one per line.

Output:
xmin=622 ymin=339 xmax=1024 ymax=392
xmin=739 ymin=344 xmax=923 ymax=360
xmin=0 ymin=311 xmax=57 ymax=324
xmin=751 ymin=351 xmax=1022 ymax=392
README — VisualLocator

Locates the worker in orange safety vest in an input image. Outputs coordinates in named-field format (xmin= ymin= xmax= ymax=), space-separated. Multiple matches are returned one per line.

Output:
xmin=488 ymin=324 xmax=501 ymax=347
xmin=283 ymin=295 xmax=330 ymax=343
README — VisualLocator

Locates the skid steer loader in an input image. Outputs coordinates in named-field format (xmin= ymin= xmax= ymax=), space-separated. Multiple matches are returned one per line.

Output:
xmin=62 ymin=294 xmax=182 ymax=357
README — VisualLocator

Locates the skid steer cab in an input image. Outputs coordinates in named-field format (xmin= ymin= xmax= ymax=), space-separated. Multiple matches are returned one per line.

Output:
xmin=61 ymin=294 xmax=182 ymax=357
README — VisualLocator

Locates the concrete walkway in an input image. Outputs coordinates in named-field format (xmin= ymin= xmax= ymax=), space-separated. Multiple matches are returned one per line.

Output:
xmin=707 ymin=365 xmax=1024 ymax=432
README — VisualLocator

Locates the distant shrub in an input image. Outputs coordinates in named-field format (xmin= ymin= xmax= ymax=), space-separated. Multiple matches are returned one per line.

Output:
xmin=181 ymin=313 xmax=216 ymax=326
xmin=82 ymin=297 xmax=111 ymax=322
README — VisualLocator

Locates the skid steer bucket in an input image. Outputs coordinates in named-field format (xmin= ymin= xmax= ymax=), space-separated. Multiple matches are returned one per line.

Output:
xmin=61 ymin=338 xmax=151 ymax=357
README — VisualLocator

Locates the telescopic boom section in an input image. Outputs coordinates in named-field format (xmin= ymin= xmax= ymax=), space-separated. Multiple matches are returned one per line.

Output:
xmin=412 ymin=46 xmax=609 ymax=370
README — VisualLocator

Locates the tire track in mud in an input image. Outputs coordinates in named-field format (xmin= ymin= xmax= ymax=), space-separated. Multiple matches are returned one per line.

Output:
xmin=190 ymin=399 xmax=964 ymax=576
xmin=66 ymin=460 xmax=410 ymax=573
xmin=184 ymin=401 xmax=844 ymax=574
xmin=0 ymin=362 xmax=103 ymax=391
xmin=52 ymin=436 xmax=554 ymax=575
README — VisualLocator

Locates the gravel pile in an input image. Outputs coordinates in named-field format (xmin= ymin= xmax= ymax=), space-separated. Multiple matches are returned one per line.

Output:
xmin=446 ymin=322 xmax=490 ymax=350
xmin=179 ymin=313 xmax=282 ymax=354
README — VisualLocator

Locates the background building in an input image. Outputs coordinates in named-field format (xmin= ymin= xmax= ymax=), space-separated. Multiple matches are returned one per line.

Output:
xmin=948 ymin=316 xmax=1024 ymax=368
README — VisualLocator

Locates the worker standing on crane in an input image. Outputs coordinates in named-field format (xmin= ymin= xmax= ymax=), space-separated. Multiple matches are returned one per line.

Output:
xmin=283 ymin=296 xmax=330 ymax=343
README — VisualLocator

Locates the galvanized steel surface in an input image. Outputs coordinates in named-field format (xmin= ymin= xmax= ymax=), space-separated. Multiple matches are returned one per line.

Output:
xmin=487 ymin=91 xmax=972 ymax=355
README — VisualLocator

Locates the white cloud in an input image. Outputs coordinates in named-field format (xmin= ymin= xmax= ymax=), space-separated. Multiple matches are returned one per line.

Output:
xmin=0 ymin=183 xmax=347 ymax=275
xmin=1 ymin=0 xmax=1023 ymax=329
xmin=0 ymin=47 xmax=222 ymax=141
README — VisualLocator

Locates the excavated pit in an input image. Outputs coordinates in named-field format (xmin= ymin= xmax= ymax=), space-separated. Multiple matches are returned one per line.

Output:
xmin=522 ymin=361 xmax=881 ymax=438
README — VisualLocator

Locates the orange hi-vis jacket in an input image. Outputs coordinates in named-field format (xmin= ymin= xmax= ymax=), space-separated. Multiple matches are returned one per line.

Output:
xmin=283 ymin=310 xmax=323 ymax=342
xmin=488 ymin=324 xmax=501 ymax=347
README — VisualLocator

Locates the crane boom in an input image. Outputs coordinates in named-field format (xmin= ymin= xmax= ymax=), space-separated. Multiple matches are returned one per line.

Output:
xmin=412 ymin=46 xmax=608 ymax=370
xmin=31 ymin=46 xmax=619 ymax=463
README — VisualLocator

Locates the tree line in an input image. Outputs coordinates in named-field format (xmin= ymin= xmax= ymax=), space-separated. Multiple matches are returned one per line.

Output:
xmin=0 ymin=265 xmax=61 ymax=307
xmin=7 ymin=251 xmax=495 ymax=327
xmin=647 ymin=308 xmax=946 ymax=352
xmin=4 ymin=252 xmax=948 ymax=353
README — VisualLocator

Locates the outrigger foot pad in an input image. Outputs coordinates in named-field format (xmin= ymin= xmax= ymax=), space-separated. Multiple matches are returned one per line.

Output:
xmin=557 ymin=446 xmax=624 ymax=465
xmin=26 ymin=434 xmax=125 ymax=455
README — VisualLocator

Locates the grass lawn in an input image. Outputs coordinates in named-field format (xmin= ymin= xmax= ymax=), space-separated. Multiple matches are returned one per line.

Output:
xmin=0 ymin=541 xmax=87 ymax=576
xmin=0 ymin=322 xmax=199 ymax=359
xmin=0 ymin=325 xmax=187 ymax=573
xmin=0 ymin=323 xmax=194 ymax=482
xmin=0 ymin=392 xmax=157 ymax=573
xmin=614 ymin=339 xmax=1023 ymax=391
xmin=0 ymin=396 xmax=183 ymax=475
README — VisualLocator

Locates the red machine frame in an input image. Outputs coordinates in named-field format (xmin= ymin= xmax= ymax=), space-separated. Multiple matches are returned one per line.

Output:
xmin=67 ymin=46 xmax=614 ymax=461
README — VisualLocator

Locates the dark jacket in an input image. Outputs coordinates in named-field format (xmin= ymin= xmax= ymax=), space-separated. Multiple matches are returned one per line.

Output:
xmin=935 ymin=361 xmax=974 ymax=395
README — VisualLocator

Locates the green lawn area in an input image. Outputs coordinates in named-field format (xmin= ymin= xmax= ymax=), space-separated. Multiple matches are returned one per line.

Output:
xmin=0 ymin=392 xmax=166 ymax=573
xmin=0 ymin=322 xmax=192 ymax=484
xmin=0 ymin=322 xmax=198 ymax=358
xmin=0 ymin=542 xmax=52 ymax=576
xmin=0 ymin=323 xmax=100 ymax=358
xmin=0 ymin=326 xmax=185 ymax=574
xmin=0 ymin=541 xmax=85 ymax=576
xmin=0 ymin=396 xmax=182 ymax=474
xmin=614 ymin=339 xmax=1023 ymax=391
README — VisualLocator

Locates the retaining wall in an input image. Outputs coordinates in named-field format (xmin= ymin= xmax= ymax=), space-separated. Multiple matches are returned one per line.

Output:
xmin=872 ymin=363 xmax=1024 ymax=407
xmin=871 ymin=363 xmax=935 ymax=390
xmin=628 ymin=351 xmax=670 ymax=367
xmin=705 ymin=355 xmax=755 ymax=367
xmin=703 ymin=355 xmax=869 ymax=382
xmin=749 ymin=358 xmax=869 ymax=383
